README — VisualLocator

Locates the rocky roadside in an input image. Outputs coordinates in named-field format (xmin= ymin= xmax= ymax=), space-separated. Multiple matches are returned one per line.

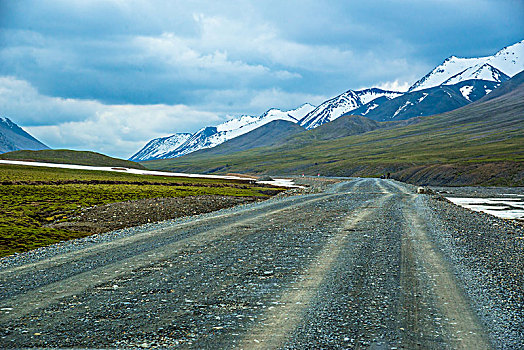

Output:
xmin=50 ymin=195 xmax=264 ymax=234
xmin=420 ymin=192 xmax=524 ymax=348
xmin=432 ymin=185 xmax=524 ymax=198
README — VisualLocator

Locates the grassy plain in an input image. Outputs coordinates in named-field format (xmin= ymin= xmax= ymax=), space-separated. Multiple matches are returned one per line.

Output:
xmin=0 ymin=164 xmax=282 ymax=257
xmin=0 ymin=149 xmax=146 ymax=169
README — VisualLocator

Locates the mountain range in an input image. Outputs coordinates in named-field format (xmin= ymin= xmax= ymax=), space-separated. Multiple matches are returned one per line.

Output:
xmin=0 ymin=117 xmax=49 ymax=154
xmin=1 ymin=40 xmax=522 ymax=167
xmin=132 ymin=40 xmax=523 ymax=162
xmin=144 ymin=70 xmax=524 ymax=186
xmin=129 ymin=104 xmax=315 ymax=161
xmin=299 ymin=88 xmax=403 ymax=129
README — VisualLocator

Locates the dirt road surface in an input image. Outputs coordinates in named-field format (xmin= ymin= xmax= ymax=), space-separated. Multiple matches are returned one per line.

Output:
xmin=1 ymin=178 xmax=522 ymax=349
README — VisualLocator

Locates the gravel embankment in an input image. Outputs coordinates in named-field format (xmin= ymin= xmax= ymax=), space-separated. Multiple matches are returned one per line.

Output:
xmin=420 ymin=193 xmax=524 ymax=349
xmin=432 ymin=185 xmax=524 ymax=198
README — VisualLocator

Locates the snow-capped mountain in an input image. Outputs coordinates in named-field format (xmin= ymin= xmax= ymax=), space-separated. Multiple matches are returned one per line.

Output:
xmin=443 ymin=63 xmax=509 ymax=86
xmin=0 ymin=117 xmax=49 ymax=154
xmin=131 ymin=104 xmax=315 ymax=161
xmin=299 ymin=88 xmax=402 ymax=130
xmin=350 ymin=79 xmax=500 ymax=122
xmin=299 ymin=90 xmax=361 ymax=130
xmin=129 ymin=133 xmax=191 ymax=161
xmin=132 ymin=40 xmax=523 ymax=161
xmin=409 ymin=40 xmax=524 ymax=92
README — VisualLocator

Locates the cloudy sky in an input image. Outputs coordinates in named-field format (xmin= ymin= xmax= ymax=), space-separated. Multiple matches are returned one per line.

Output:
xmin=1 ymin=0 xmax=523 ymax=158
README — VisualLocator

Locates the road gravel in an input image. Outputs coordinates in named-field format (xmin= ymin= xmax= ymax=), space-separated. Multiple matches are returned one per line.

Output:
xmin=0 ymin=178 xmax=522 ymax=349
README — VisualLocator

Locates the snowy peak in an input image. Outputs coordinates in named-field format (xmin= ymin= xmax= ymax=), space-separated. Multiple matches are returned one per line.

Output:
xmin=216 ymin=115 xmax=259 ymax=133
xmin=260 ymin=104 xmax=315 ymax=122
xmin=409 ymin=39 xmax=524 ymax=92
xmin=287 ymin=103 xmax=316 ymax=120
xmin=129 ymin=133 xmax=191 ymax=161
xmin=299 ymin=88 xmax=402 ymax=130
xmin=0 ymin=117 xmax=13 ymax=127
xmin=492 ymin=39 xmax=524 ymax=74
xmin=299 ymin=90 xmax=362 ymax=130
xmin=351 ymin=79 xmax=501 ymax=122
xmin=443 ymin=63 xmax=509 ymax=86
xmin=260 ymin=108 xmax=297 ymax=123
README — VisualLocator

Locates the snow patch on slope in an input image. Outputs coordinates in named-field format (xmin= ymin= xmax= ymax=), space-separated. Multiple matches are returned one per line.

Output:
xmin=362 ymin=103 xmax=379 ymax=116
xmin=393 ymin=101 xmax=413 ymax=118
xmin=417 ymin=93 xmax=428 ymax=103
xmin=459 ymin=85 xmax=474 ymax=101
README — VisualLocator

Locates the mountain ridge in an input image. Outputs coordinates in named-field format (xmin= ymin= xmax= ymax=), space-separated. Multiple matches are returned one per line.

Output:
xmin=348 ymin=79 xmax=500 ymax=122
xmin=0 ymin=117 xmax=50 ymax=154
xmin=130 ymin=104 xmax=315 ymax=161
xmin=299 ymin=88 xmax=402 ymax=130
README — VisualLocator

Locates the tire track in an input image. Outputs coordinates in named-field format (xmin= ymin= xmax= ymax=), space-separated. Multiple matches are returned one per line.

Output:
xmin=0 ymin=193 xmax=338 ymax=322
xmin=0 ymin=178 xmax=499 ymax=349
xmin=401 ymin=196 xmax=490 ymax=349
xmin=0 ymin=192 xmax=340 ymax=301
xmin=239 ymin=192 xmax=393 ymax=349
xmin=0 ymin=192 xmax=332 ymax=277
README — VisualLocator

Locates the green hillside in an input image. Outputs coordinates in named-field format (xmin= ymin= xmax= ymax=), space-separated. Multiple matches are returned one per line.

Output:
xmin=0 ymin=149 xmax=146 ymax=170
xmin=144 ymin=74 xmax=524 ymax=186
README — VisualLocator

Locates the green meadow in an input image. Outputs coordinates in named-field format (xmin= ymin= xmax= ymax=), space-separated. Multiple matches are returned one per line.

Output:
xmin=0 ymin=164 xmax=282 ymax=257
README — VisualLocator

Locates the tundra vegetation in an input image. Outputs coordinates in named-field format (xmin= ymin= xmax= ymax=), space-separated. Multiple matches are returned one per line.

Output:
xmin=0 ymin=164 xmax=283 ymax=257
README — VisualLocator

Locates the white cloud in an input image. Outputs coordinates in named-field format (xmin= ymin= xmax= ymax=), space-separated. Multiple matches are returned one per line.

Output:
xmin=375 ymin=79 xmax=412 ymax=92
xmin=1 ymin=76 xmax=220 ymax=158
xmin=132 ymin=31 xmax=304 ymax=83
xmin=0 ymin=76 xmax=100 ymax=125
xmin=188 ymin=87 xmax=326 ymax=116
xmin=189 ymin=13 xmax=356 ymax=72
xmin=247 ymin=88 xmax=327 ymax=112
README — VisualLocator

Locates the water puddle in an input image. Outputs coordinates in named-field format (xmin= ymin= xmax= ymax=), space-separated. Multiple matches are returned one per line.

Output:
xmin=446 ymin=197 xmax=524 ymax=220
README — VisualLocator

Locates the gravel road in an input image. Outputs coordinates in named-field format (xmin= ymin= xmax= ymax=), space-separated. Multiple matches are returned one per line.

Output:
xmin=0 ymin=178 xmax=522 ymax=349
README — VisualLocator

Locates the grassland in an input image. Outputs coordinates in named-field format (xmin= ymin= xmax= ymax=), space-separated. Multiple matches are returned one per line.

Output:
xmin=0 ymin=164 xmax=283 ymax=257
xmin=0 ymin=149 xmax=146 ymax=169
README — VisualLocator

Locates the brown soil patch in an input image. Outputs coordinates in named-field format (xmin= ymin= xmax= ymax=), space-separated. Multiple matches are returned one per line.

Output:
xmin=51 ymin=196 xmax=261 ymax=234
